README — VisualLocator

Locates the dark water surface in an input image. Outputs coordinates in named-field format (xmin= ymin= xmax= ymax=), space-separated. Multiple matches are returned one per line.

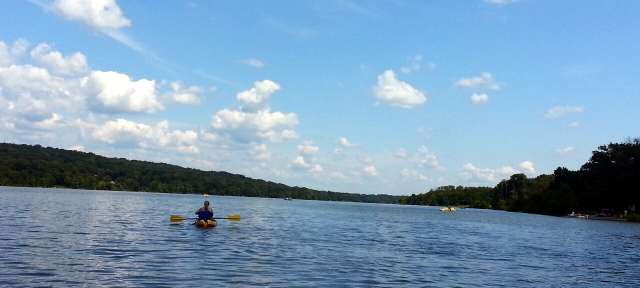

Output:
xmin=1 ymin=187 xmax=639 ymax=287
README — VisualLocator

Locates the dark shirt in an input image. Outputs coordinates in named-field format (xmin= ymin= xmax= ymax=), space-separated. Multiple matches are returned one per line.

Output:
xmin=196 ymin=207 xmax=213 ymax=220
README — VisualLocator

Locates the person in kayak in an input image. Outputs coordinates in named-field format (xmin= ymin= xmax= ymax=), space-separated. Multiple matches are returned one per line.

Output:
xmin=195 ymin=200 xmax=215 ymax=227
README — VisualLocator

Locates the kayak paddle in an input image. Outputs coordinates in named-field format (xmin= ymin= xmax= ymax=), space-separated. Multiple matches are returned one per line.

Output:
xmin=169 ymin=214 xmax=241 ymax=222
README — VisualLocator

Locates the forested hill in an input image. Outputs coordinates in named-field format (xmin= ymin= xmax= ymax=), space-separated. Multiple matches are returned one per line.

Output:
xmin=0 ymin=143 xmax=401 ymax=203
xmin=402 ymin=139 xmax=640 ymax=219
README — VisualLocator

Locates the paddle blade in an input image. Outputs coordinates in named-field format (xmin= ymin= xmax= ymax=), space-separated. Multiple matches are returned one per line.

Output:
xmin=225 ymin=214 xmax=241 ymax=221
xmin=170 ymin=215 xmax=187 ymax=222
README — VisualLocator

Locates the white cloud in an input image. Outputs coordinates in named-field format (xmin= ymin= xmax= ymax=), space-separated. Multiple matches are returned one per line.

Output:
xmin=463 ymin=160 xmax=535 ymax=183
xmin=200 ymin=131 xmax=219 ymax=143
xmin=84 ymin=70 xmax=163 ymax=113
xmin=211 ymin=108 xmax=298 ymax=142
xmin=167 ymin=81 xmax=201 ymax=105
xmin=415 ymin=146 xmax=442 ymax=169
xmin=0 ymin=63 xmax=80 ymax=118
xmin=211 ymin=80 xmax=297 ymax=143
xmin=291 ymin=155 xmax=312 ymax=171
xmin=470 ymin=93 xmax=489 ymax=104
xmin=52 ymin=0 xmax=132 ymax=30
xmin=463 ymin=163 xmax=508 ymax=182
xmin=485 ymin=0 xmax=519 ymax=5
xmin=0 ymin=42 xmax=12 ymax=66
xmin=339 ymin=137 xmax=355 ymax=147
xmin=0 ymin=39 xmax=32 ymax=67
xmin=455 ymin=72 xmax=500 ymax=91
xmin=44 ymin=0 xmax=163 ymax=65
xmin=33 ymin=113 xmax=65 ymax=129
xmin=241 ymin=58 xmax=265 ymax=68
xmin=518 ymin=161 xmax=536 ymax=174
xmin=544 ymin=106 xmax=584 ymax=119
xmin=69 ymin=144 xmax=85 ymax=151
xmin=401 ymin=168 xmax=430 ymax=181
xmin=30 ymin=43 xmax=88 ymax=76
xmin=363 ymin=165 xmax=378 ymax=177
xmin=373 ymin=69 xmax=426 ymax=108
xmin=236 ymin=80 xmax=280 ymax=110
xmin=556 ymin=146 xmax=575 ymax=155
xmin=250 ymin=143 xmax=271 ymax=161
xmin=92 ymin=118 xmax=199 ymax=153
xmin=291 ymin=141 xmax=323 ymax=173
xmin=568 ymin=121 xmax=580 ymax=128
xmin=297 ymin=142 xmax=319 ymax=154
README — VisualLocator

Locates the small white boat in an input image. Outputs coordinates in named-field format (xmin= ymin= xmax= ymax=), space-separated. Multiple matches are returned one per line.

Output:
xmin=440 ymin=207 xmax=456 ymax=212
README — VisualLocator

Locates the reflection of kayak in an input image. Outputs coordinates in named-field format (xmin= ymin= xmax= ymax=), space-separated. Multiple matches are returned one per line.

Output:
xmin=195 ymin=219 xmax=217 ymax=228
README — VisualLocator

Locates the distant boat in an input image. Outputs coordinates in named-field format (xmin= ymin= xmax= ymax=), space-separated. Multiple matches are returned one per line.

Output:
xmin=284 ymin=197 xmax=292 ymax=201
xmin=440 ymin=207 xmax=456 ymax=212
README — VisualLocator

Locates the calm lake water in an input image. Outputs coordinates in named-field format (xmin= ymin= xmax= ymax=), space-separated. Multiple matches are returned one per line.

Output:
xmin=1 ymin=187 xmax=639 ymax=287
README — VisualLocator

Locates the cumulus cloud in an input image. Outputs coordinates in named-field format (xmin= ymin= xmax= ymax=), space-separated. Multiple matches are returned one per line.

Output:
xmin=290 ymin=155 xmax=322 ymax=173
xmin=297 ymin=141 xmax=320 ymax=154
xmin=1 ymin=39 xmax=195 ymax=121
xmin=236 ymin=80 xmax=280 ymax=110
xmin=518 ymin=161 xmax=535 ymax=174
xmin=241 ymin=58 xmax=265 ymax=68
xmin=363 ymin=165 xmax=378 ymax=177
xmin=373 ymin=69 xmax=426 ymax=108
xmin=455 ymin=72 xmax=500 ymax=91
xmin=463 ymin=161 xmax=535 ymax=183
xmin=84 ymin=70 xmax=163 ymax=113
xmin=92 ymin=118 xmax=199 ymax=153
xmin=0 ymin=63 xmax=80 ymax=119
xmin=470 ymin=93 xmax=489 ymax=104
xmin=0 ymin=39 xmax=31 ymax=67
xmin=211 ymin=80 xmax=297 ymax=143
xmin=291 ymin=155 xmax=309 ymax=168
xmin=211 ymin=108 xmax=298 ymax=142
xmin=544 ymin=106 xmax=584 ymax=119
xmin=44 ymin=0 xmax=163 ymax=64
xmin=52 ymin=0 xmax=132 ymax=30
xmin=167 ymin=81 xmax=201 ymax=105
xmin=30 ymin=43 xmax=88 ymax=76
xmin=290 ymin=141 xmax=323 ymax=173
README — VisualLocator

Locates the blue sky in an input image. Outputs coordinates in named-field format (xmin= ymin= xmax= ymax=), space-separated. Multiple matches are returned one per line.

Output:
xmin=1 ymin=0 xmax=639 ymax=195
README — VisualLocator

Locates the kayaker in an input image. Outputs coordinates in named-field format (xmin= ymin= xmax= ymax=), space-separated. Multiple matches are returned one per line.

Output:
xmin=195 ymin=200 xmax=215 ymax=226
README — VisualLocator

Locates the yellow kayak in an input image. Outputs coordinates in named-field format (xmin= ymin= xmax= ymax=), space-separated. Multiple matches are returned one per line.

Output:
xmin=195 ymin=219 xmax=217 ymax=228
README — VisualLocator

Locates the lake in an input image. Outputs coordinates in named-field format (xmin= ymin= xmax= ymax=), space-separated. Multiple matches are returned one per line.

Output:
xmin=1 ymin=186 xmax=639 ymax=287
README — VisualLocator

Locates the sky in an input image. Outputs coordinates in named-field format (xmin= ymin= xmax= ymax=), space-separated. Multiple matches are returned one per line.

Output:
xmin=0 ymin=0 xmax=639 ymax=195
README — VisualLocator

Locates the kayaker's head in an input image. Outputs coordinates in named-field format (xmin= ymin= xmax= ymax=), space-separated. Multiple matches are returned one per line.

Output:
xmin=204 ymin=200 xmax=210 ymax=207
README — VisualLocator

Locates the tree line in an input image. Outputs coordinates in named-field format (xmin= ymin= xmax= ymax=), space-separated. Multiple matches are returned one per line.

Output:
xmin=0 ymin=143 xmax=401 ymax=203
xmin=401 ymin=138 xmax=640 ymax=219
